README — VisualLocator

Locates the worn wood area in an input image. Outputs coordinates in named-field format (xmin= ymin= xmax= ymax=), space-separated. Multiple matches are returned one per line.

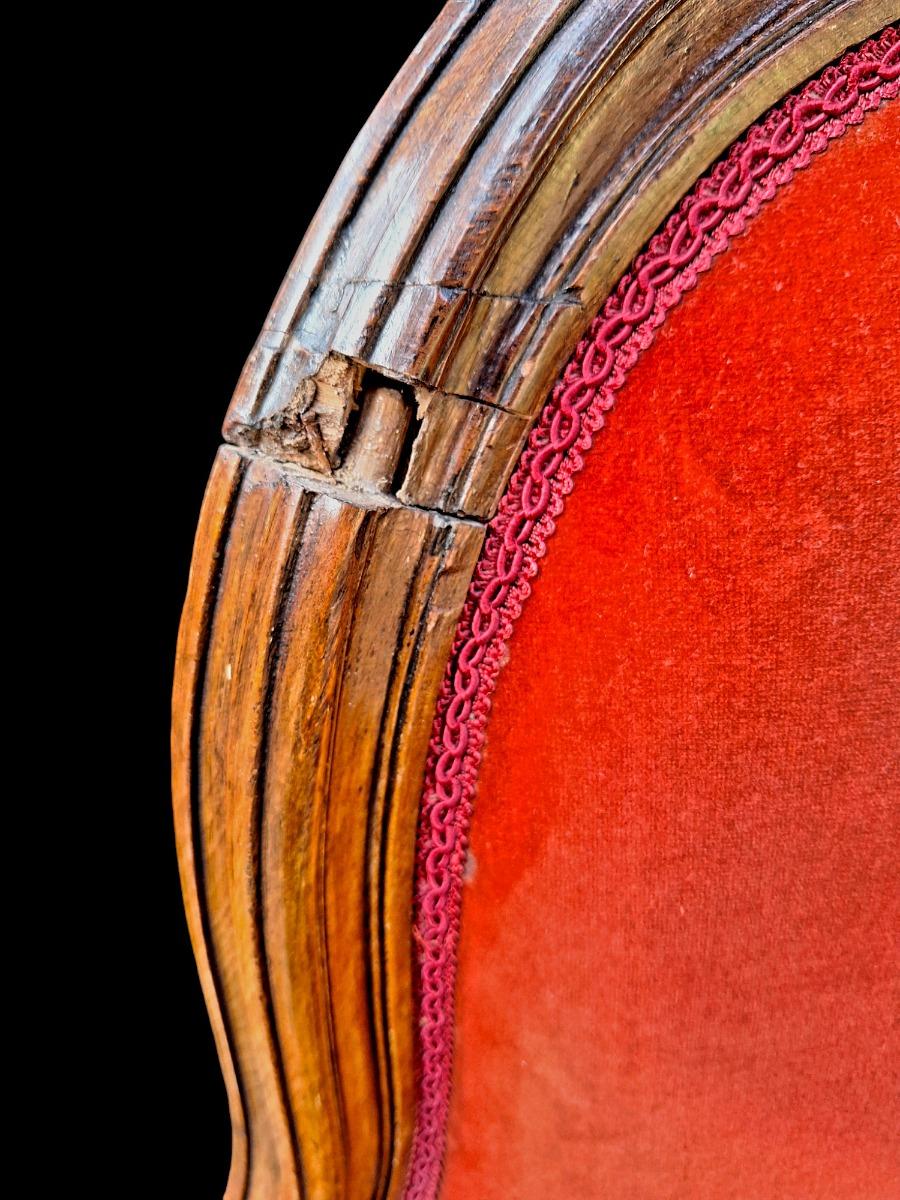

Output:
xmin=230 ymin=352 xmax=531 ymax=521
xmin=226 ymin=0 xmax=893 ymax=455
xmin=172 ymin=446 xmax=484 ymax=1199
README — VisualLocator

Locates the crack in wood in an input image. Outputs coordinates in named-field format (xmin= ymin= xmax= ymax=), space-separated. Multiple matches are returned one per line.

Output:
xmin=227 ymin=355 xmax=528 ymax=522
xmin=258 ymin=271 xmax=585 ymax=312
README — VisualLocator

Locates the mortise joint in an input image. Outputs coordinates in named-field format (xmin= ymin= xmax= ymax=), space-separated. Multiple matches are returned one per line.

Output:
xmin=336 ymin=384 xmax=413 ymax=493
xmin=224 ymin=352 xmax=531 ymax=521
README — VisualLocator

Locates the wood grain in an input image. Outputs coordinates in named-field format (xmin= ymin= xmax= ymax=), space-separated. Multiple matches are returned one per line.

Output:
xmin=225 ymin=0 xmax=894 ymax=443
xmin=175 ymin=446 xmax=482 ymax=1198
xmin=173 ymin=3 xmax=894 ymax=1195
xmin=172 ymin=448 xmax=249 ymax=1200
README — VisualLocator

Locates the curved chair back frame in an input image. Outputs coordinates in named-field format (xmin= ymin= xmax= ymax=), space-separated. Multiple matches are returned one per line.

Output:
xmin=171 ymin=4 xmax=896 ymax=1197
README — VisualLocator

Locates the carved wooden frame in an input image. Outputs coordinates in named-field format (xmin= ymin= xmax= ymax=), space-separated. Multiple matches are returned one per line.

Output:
xmin=171 ymin=4 xmax=896 ymax=1197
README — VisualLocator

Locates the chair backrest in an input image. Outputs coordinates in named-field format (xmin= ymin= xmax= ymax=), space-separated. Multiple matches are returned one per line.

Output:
xmin=172 ymin=8 xmax=899 ymax=1197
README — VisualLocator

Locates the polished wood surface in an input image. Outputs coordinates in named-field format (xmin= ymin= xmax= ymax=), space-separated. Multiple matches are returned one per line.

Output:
xmin=172 ymin=3 xmax=895 ymax=1196
xmin=175 ymin=444 xmax=482 ymax=1199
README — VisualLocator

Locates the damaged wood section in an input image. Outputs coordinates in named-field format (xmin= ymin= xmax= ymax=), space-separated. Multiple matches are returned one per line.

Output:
xmin=226 ymin=351 xmax=531 ymax=521
xmin=225 ymin=0 xmax=891 ymax=438
xmin=231 ymin=353 xmax=365 ymax=473
xmin=172 ymin=447 xmax=483 ymax=1200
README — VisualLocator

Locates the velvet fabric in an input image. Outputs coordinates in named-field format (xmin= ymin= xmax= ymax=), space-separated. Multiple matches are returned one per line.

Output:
xmin=441 ymin=100 xmax=899 ymax=1199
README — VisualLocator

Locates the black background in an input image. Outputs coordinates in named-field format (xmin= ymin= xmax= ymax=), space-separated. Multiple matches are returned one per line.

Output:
xmin=109 ymin=8 xmax=447 ymax=1194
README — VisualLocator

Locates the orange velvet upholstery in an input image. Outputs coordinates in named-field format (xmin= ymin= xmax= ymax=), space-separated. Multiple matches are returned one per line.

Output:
xmin=442 ymin=100 xmax=899 ymax=1199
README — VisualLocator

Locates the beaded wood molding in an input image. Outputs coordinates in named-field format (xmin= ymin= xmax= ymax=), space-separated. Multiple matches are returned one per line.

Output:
xmin=171 ymin=3 xmax=897 ymax=1199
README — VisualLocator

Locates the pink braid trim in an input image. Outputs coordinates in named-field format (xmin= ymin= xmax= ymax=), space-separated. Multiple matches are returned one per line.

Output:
xmin=404 ymin=29 xmax=899 ymax=1200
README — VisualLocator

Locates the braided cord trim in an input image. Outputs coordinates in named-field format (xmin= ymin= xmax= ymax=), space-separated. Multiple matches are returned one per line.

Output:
xmin=404 ymin=29 xmax=899 ymax=1200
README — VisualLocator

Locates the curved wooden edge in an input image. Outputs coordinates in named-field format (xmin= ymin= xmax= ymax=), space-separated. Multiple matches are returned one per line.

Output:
xmin=172 ymin=4 xmax=895 ymax=1197
xmin=174 ymin=445 xmax=483 ymax=1200
xmin=172 ymin=449 xmax=249 ymax=1200
xmin=225 ymin=1 xmax=894 ymax=491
